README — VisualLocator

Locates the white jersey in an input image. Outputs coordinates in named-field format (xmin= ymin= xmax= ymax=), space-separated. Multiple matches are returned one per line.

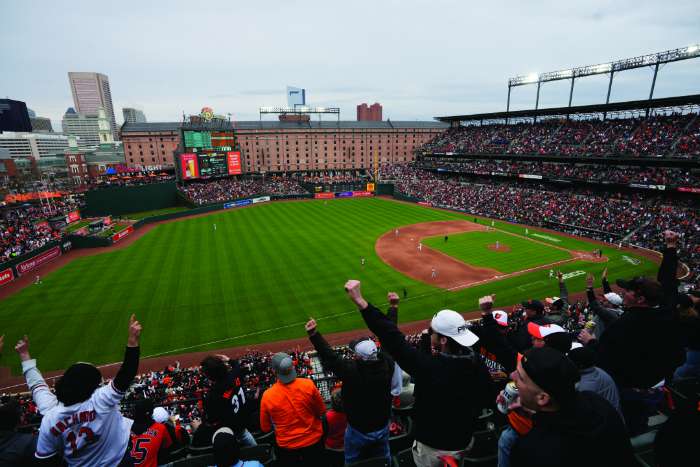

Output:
xmin=36 ymin=381 xmax=132 ymax=466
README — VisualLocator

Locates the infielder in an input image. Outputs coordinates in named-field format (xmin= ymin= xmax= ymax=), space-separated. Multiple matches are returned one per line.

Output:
xmin=418 ymin=243 xmax=422 ymax=252
xmin=549 ymin=269 xmax=554 ymax=279
xmin=361 ymin=257 xmax=366 ymax=267
xmin=431 ymin=267 xmax=437 ymax=279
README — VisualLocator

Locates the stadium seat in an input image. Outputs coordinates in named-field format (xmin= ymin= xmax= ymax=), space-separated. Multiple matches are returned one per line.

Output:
xmin=394 ymin=447 xmax=416 ymax=466
xmin=254 ymin=429 xmax=275 ymax=444
xmin=348 ymin=455 xmax=393 ymax=466
xmin=187 ymin=444 xmax=213 ymax=456
xmin=240 ymin=443 xmax=274 ymax=465
xmin=631 ymin=430 xmax=658 ymax=452
xmin=172 ymin=453 xmax=215 ymax=466
xmin=390 ymin=417 xmax=414 ymax=454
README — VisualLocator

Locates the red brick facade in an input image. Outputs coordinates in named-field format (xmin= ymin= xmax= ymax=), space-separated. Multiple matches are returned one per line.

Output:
xmin=121 ymin=123 xmax=444 ymax=172
xmin=357 ymin=103 xmax=382 ymax=121
xmin=122 ymin=129 xmax=179 ymax=169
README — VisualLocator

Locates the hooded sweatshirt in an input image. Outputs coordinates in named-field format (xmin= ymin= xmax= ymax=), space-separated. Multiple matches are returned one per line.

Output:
xmin=510 ymin=391 xmax=635 ymax=467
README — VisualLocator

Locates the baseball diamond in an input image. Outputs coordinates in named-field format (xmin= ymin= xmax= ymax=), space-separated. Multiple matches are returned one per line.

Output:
xmin=0 ymin=197 xmax=657 ymax=377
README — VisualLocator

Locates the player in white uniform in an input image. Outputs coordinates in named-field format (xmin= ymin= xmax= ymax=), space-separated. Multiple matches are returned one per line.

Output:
xmin=15 ymin=315 xmax=142 ymax=466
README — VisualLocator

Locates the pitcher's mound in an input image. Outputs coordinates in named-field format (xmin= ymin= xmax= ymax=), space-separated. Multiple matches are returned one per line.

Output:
xmin=487 ymin=243 xmax=511 ymax=253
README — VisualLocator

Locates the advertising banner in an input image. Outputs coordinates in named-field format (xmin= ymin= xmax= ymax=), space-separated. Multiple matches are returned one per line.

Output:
xmin=335 ymin=192 xmax=353 ymax=198
xmin=223 ymin=202 xmax=235 ymax=209
xmin=0 ymin=268 xmax=14 ymax=286
xmin=519 ymin=174 xmax=543 ymax=180
xmin=418 ymin=201 xmax=431 ymax=207
xmin=66 ymin=210 xmax=81 ymax=224
xmin=252 ymin=196 xmax=271 ymax=204
xmin=234 ymin=199 xmax=252 ymax=207
xmin=35 ymin=220 xmax=49 ymax=230
xmin=16 ymin=246 xmax=61 ymax=275
xmin=314 ymin=193 xmax=334 ymax=199
xmin=629 ymin=184 xmax=666 ymax=190
xmin=678 ymin=187 xmax=700 ymax=193
xmin=180 ymin=153 xmax=199 ymax=180
xmin=112 ymin=226 xmax=134 ymax=243
xmin=366 ymin=183 xmax=375 ymax=192
xmin=103 ymin=216 xmax=113 ymax=226
xmin=226 ymin=151 xmax=242 ymax=175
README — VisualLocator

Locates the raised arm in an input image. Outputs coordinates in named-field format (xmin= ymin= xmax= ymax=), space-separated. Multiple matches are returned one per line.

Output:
xmin=657 ymin=231 xmax=679 ymax=309
xmin=386 ymin=292 xmax=400 ymax=324
xmin=557 ymin=271 xmax=569 ymax=307
xmin=305 ymin=319 xmax=348 ymax=377
xmin=113 ymin=314 xmax=142 ymax=392
xmin=15 ymin=335 xmax=57 ymax=415
xmin=601 ymin=267 xmax=612 ymax=294
xmin=345 ymin=280 xmax=431 ymax=379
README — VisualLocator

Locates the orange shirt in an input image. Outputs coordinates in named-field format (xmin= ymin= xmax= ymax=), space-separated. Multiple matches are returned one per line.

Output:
xmin=129 ymin=422 xmax=173 ymax=467
xmin=259 ymin=378 xmax=325 ymax=449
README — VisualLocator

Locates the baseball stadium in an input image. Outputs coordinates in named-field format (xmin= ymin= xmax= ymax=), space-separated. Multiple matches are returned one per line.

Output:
xmin=1 ymin=5 xmax=699 ymax=466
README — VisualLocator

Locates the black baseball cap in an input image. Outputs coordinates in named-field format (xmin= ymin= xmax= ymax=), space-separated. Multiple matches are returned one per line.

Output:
xmin=522 ymin=299 xmax=545 ymax=313
xmin=616 ymin=276 xmax=662 ymax=304
xmin=521 ymin=347 xmax=580 ymax=406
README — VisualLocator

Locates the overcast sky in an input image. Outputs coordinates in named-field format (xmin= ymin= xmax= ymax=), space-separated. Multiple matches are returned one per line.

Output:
xmin=1 ymin=0 xmax=698 ymax=129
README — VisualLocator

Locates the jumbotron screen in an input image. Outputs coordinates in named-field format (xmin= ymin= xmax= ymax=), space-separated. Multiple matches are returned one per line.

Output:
xmin=180 ymin=151 xmax=241 ymax=180
xmin=180 ymin=130 xmax=241 ymax=179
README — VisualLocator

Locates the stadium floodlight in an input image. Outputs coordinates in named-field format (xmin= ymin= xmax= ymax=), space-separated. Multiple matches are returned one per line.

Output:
xmin=593 ymin=63 xmax=612 ymax=74
xmin=687 ymin=44 xmax=700 ymax=54
xmin=525 ymin=73 xmax=539 ymax=83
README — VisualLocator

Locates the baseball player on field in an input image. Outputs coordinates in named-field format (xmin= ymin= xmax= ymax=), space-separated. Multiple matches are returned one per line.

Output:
xmin=15 ymin=315 xmax=142 ymax=466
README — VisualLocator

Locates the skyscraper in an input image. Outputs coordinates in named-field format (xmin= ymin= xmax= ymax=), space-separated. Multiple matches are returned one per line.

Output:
xmin=68 ymin=72 xmax=117 ymax=140
xmin=62 ymin=107 xmax=100 ymax=149
xmin=122 ymin=107 xmax=147 ymax=124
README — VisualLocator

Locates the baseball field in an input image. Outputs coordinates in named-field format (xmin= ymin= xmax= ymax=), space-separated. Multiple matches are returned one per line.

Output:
xmin=0 ymin=197 xmax=658 ymax=375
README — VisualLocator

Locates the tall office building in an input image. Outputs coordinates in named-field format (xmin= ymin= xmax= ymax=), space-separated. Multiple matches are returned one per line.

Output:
xmin=62 ymin=108 xmax=100 ymax=149
xmin=0 ymin=99 xmax=32 ymax=132
xmin=0 ymin=132 xmax=70 ymax=159
xmin=68 ymin=72 xmax=118 ymax=140
xmin=122 ymin=107 xmax=147 ymax=123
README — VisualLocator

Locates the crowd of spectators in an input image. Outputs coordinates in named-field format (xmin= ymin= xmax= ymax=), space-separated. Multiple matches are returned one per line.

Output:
xmin=301 ymin=171 xmax=367 ymax=185
xmin=420 ymin=113 xmax=700 ymax=158
xmin=416 ymin=157 xmax=700 ymax=186
xmin=179 ymin=177 xmax=308 ymax=205
xmin=0 ymin=199 xmax=81 ymax=262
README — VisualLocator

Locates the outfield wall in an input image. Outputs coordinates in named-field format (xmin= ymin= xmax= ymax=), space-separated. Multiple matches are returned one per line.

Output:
xmin=0 ymin=240 xmax=73 ymax=287
xmin=83 ymin=182 xmax=181 ymax=217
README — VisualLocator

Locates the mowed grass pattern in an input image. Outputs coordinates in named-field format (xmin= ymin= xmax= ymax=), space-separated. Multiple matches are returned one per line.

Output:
xmin=423 ymin=231 xmax=571 ymax=273
xmin=0 ymin=198 xmax=658 ymax=374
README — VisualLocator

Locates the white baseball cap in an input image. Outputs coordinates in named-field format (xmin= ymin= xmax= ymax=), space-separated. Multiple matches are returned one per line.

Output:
xmin=527 ymin=322 xmax=566 ymax=339
xmin=152 ymin=407 xmax=169 ymax=423
xmin=492 ymin=310 xmax=508 ymax=327
xmin=603 ymin=292 xmax=623 ymax=306
xmin=431 ymin=310 xmax=479 ymax=347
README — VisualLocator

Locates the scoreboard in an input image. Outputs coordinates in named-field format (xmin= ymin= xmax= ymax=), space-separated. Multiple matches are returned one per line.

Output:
xmin=180 ymin=129 xmax=242 ymax=180
xmin=180 ymin=151 xmax=241 ymax=180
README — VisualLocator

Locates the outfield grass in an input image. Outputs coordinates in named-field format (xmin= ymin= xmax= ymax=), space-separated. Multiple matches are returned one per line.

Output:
xmin=0 ymin=198 xmax=658 ymax=374
xmin=423 ymin=231 xmax=571 ymax=273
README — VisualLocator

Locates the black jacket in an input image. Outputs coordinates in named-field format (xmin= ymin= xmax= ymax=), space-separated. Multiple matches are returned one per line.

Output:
xmin=360 ymin=303 xmax=495 ymax=450
xmin=203 ymin=360 xmax=251 ymax=433
xmin=594 ymin=303 xmax=683 ymax=389
xmin=0 ymin=430 xmax=36 ymax=467
xmin=309 ymin=331 xmax=394 ymax=433
xmin=511 ymin=391 xmax=635 ymax=467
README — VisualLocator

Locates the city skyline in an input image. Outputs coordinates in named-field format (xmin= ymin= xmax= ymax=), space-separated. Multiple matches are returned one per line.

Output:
xmin=1 ymin=0 xmax=698 ymax=130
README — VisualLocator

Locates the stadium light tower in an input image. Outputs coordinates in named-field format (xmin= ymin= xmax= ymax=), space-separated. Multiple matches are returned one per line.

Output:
xmin=506 ymin=44 xmax=700 ymax=121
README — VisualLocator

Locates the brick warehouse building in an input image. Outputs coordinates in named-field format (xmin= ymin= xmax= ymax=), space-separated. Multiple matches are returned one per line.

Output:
xmin=120 ymin=120 xmax=447 ymax=172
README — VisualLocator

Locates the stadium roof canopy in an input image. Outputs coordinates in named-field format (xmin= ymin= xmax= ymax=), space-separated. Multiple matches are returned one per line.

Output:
xmin=122 ymin=120 xmax=447 ymax=133
xmin=436 ymin=94 xmax=700 ymax=123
